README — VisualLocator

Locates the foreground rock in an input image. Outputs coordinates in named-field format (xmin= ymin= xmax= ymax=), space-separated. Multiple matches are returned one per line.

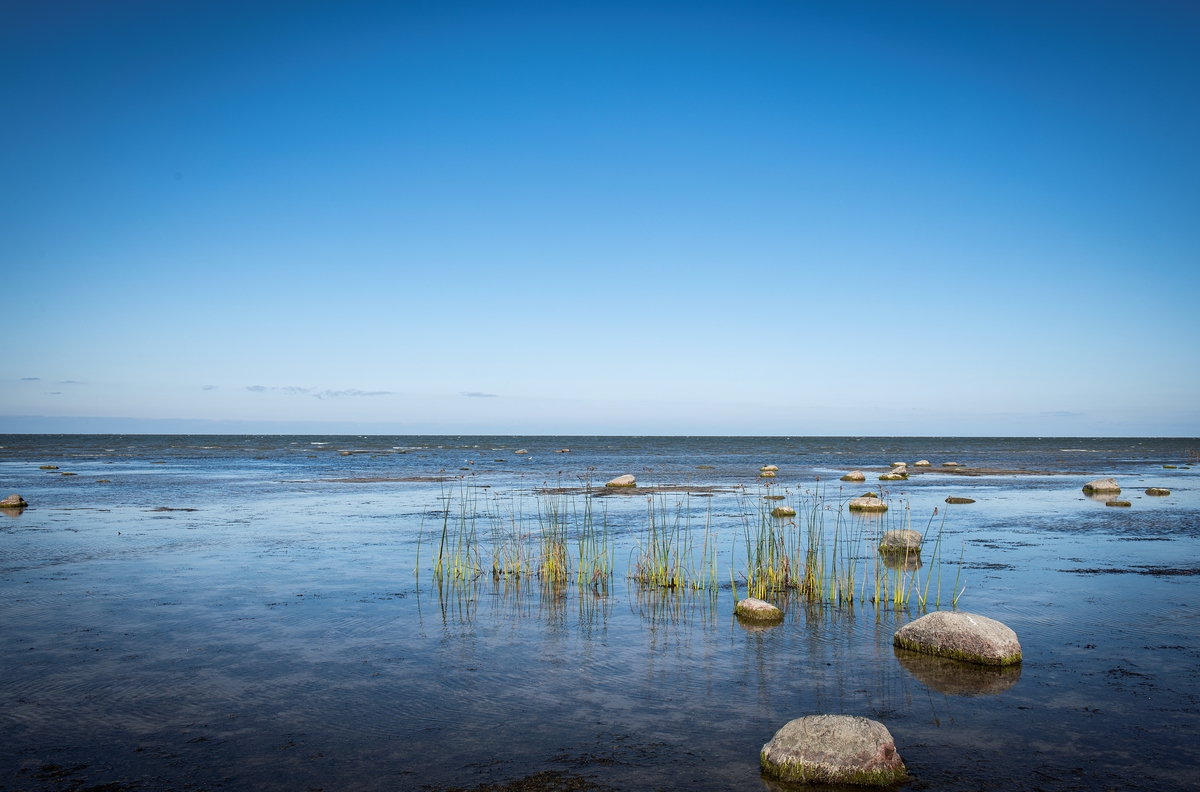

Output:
xmin=605 ymin=474 xmax=636 ymax=488
xmin=771 ymin=505 xmax=797 ymax=518
xmin=735 ymin=598 xmax=783 ymax=622
xmin=840 ymin=470 xmax=866 ymax=482
xmin=879 ymin=529 xmax=922 ymax=554
xmin=894 ymin=647 xmax=1022 ymax=697
xmin=1082 ymin=478 xmax=1120 ymax=494
xmin=0 ymin=494 xmax=28 ymax=508
xmin=1105 ymin=500 xmax=1131 ymax=507
xmin=945 ymin=496 xmax=976 ymax=504
xmin=1146 ymin=488 xmax=1170 ymax=496
xmin=760 ymin=715 xmax=906 ymax=786
xmin=848 ymin=494 xmax=887 ymax=512
xmin=893 ymin=611 xmax=1022 ymax=666
xmin=914 ymin=460 xmax=930 ymax=467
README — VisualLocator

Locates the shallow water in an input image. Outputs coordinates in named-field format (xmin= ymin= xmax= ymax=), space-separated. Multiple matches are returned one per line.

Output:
xmin=1 ymin=435 xmax=1198 ymax=791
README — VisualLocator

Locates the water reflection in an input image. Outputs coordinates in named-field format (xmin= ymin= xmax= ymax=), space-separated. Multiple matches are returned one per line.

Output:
xmin=894 ymin=647 xmax=1021 ymax=696
xmin=0 ymin=505 xmax=26 ymax=519
xmin=881 ymin=552 xmax=922 ymax=572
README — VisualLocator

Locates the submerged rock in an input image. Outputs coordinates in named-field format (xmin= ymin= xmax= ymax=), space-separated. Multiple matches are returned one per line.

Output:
xmin=848 ymin=495 xmax=887 ymax=512
xmin=1082 ymin=478 xmax=1120 ymax=494
xmin=840 ymin=470 xmax=866 ymax=482
xmin=893 ymin=611 xmax=1022 ymax=666
xmin=0 ymin=494 xmax=28 ymax=508
xmin=1163 ymin=465 xmax=1177 ymax=469
xmin=1146 ymin=488 xmax=1171 ymax=496
xmin=760 ymin=715 xmax=906 ymax=786
xmin=771 ymin=505 xmax=797 ymax=518
xmin=914 ymin=460 xmax=931 ymax=467
xmin=879 ymin=529 xmax=922 ymax=554
xmin=1105 ymin=500 xmax=1131 ymax=507
xmin=39 ymin=465 xmax=58 ymax=470
xmin=735 ymin=597 xmax=784 ymax=622
xmin=894 ymin=647 xmax=1022 ymax=697
xmin=605 ymin=474 xmax=636 ymax=488
xmin=945 ymin=496 xmax=976 ymax=504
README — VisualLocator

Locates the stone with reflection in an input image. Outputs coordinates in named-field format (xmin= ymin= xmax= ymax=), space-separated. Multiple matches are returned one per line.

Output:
xmin=0 ymin=494 xmax=28 ymax=509
xmin=735 ymin=597 xmax=783 ymax=623
xmin=848 ymin=494 xmax=887 ymax=512
xmin=840 ymin=470 xmax=866 ymax=482
xmin=894 ymin=611 xmax=1022 ymax=666
xmin=894 ymin=646 xmax=1021 ymax=696
xmin=1082 ymin=477 xmax=1120 ymax=494
xmin=605 ymin=474 xmax=636 ymax=488
xmin=760 ymin=714 xmax=907 ymax=786
xmin=879 ymin=529 xmax=922 ymax=554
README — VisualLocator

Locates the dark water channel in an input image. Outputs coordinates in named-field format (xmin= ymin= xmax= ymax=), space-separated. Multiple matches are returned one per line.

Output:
xmin=1 ymin=436 xmax=1198 ymax=791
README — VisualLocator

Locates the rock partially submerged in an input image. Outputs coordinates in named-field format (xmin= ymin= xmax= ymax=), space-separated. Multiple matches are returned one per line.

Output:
xmin=1 ymin=494 xmax=28 ymax=508
xmin=1105 ymin=500 xmax=1131 ymax=507
xmin=605 ymin=474 xmax=636 ymax=488
xmin=514 ymin=449 xmax=530 ymax=455
xmin=761 ymin=464 xmax=779 ymax=472
xmin=39 ymin=465 xmax=58 ymax=470
xmin=735 ymin=597 xmax=783 ymax=622
xmin=1082 ymin=478 xmax=1120 ymax=494
xmin=760 ymin=715 xmax=906 ymax=786
xmin=848 ymin=494 xmax=887 ymax=512
xmin=771 ymin=505 xmax=797 ymax=518
xmin=555 ymin=448 xmax=570 ymax=453
xmin=942 ymin=461 xmax=959 ymax=467
xmin=945 ymin=496 xmax=976 ymax=505
xmin=878 ymin=466 xmax=908 ymax=481
xmin=914 ymin=460 xmax=931 ymax=467
xmin=879 ymin=529 xmax=922 ymax=554
xmin=1146 ymin=488 xmax=1171 ymax=496
xmin=893 ymin=611 xmax=1022 ymax=666
xmin=840 ymin=470 xmax=866 ymax=482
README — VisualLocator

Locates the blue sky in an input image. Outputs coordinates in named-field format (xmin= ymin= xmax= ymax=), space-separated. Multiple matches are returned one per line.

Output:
xmin=2 ymin=0 xmax=1197 ymax=435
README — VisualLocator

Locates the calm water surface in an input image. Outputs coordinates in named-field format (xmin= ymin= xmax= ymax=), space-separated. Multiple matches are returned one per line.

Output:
xmin=1 ymin=436 xmax=1198 ymax=791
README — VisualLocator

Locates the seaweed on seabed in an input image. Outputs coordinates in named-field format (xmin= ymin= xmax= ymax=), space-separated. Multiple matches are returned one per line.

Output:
xmin=439 ymin=770 xmax=615 ymax=792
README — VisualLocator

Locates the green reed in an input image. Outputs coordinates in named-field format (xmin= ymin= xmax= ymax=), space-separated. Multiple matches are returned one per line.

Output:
xmin=630 ymin=495 xmax=718 ymax=591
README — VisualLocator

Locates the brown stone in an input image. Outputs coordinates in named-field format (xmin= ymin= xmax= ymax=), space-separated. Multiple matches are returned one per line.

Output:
xmin=760 ymin=715 xmax=906 ymax=785
xmin=0 ymin=494 xmax=28 ymax=508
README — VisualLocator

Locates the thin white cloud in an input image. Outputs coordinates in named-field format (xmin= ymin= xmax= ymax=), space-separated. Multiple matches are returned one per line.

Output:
xmin=462 ymin=391 xmax=499 ymax=398
xmin=246 ymin=385 xmax=393 ymax=399
xmin=202 ymin=385 xmax=218 ymax=391
xmin=21 ymin=377 xmax=40 ymax=381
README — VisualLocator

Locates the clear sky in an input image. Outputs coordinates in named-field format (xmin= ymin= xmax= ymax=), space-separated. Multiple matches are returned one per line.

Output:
xmin=2 ymin=0 xmax=1197 ymax=436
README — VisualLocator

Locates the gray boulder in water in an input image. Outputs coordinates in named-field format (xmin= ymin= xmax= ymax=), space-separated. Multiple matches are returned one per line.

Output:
xmin=879 ymin=529 xmax=922 ymax=554
xmin=0 ymin=494 xmax=28 ymax=508
xmin=760 ymin=714 xmax=907 ymax=785
xmin=840 ymin=470 xmax=866 ymax=482
xmin=1082 ymin=478 xmax=1120 ymax=494
xmin=605 ymin=474 xmax=636 ymax=488
xmin=848 ymin=494 xmax=887 ymax=512
xmin=735 ymin=597 xmax=784 ymax=622
xmin=893 ymin=611 xmax=1022 ymax=666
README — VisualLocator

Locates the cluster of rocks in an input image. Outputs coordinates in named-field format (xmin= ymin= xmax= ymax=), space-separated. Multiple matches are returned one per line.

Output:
xmin=760 ymin=464 xmax=778 ymax=478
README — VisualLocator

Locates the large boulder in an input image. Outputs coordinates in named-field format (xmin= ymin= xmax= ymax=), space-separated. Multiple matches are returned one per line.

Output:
xmin=0 ymin=494 xmax=28 ymax=509
xmin=605 ymin=474 xmax=636 ymax=488
xmin=879 ymin=529 xmax=922 ymax=554
xmin=1082 ymin=478 xmax=1120 ymax=494
xmin=848 ymin=494 xmax=887 ymax=512
xmin=735 ymin=597 xmax=783 ymax=622
xmin=840 ymin=470 xmax=866 ymax=482
xmin=760 ymin=715 xmax=907 ymax=786
xmin=893 ymin=611 xmax=1022 ymax=666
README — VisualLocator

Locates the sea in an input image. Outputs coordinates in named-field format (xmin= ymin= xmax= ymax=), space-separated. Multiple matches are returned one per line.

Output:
xmin=1 ymin=435 xmax=1197 ymax=791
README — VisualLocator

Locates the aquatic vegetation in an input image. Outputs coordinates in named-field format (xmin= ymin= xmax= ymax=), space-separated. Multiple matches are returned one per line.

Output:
xmin=629 ymin=495 xmax=719 ymax=591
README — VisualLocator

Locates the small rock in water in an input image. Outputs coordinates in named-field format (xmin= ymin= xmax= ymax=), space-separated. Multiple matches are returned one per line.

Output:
xmin=1163 ymin=465 xmax=1177 ymax=469
xmin=945 ymin=496 xmax=976 ymax=504
xmin=61 ymin=472 xmax=76 ymax=476
xmin=878 ymin=529 xmax=922 ymax=554
xmin=771 ymin=506 xmax=797 ymax=518
xmin=605 ymin=474 xmax=636 ymax=488
xmin=848 ymin=495 xmax=887 ymax=512
xmin=1105 ymin=500 xmax=1131 ymax=507
xmin=39 ymin=465 xmax=58 ymax=470
xmin=1145 ymin=488 xmax=1170 ymax=496
xmin=761 ymin=464 xmax=779 ymax=472
xmin=696 ymin=465 xmax=715 ymax=469
xmin=96 ymin=479 xmax=111 ymax=484
xmin=893 ymin=611 xmax=1022 ymax=666
xmin=1082 ymin=477 xmax=1121 ymax=494
xmin=555 ymin=448 xmax=570 ymax=453
xmin=914 ymin=460 xmax=931 ymax=467
xmin=840 ymin=470 xmax=866 ymax=482
xmin=942 ymin=461 xmax=959 ymax=467
xmin=878 ymin=466 xmax=907 ymax=481
xmin=514 ymin=449 xmax=529 ymax=455
xmin=764 ymin=495 xmax=785 ymax=501
xmin=890 ymin=461 xmax=907 ymax=468
xmin=759 ymin=714 xmax=906 ymax=785
xmin=735 ymin=597 xmax=784 ymax=622
xmin=759 ymin=471 xmax=776 ymax=478
xmin=0 ymin=494 xmax=28 ymax=508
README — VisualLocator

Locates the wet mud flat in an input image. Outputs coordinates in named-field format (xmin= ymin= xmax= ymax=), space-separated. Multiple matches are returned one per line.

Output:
xmin=1 ymin=435 xmax=1198 ymax=791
